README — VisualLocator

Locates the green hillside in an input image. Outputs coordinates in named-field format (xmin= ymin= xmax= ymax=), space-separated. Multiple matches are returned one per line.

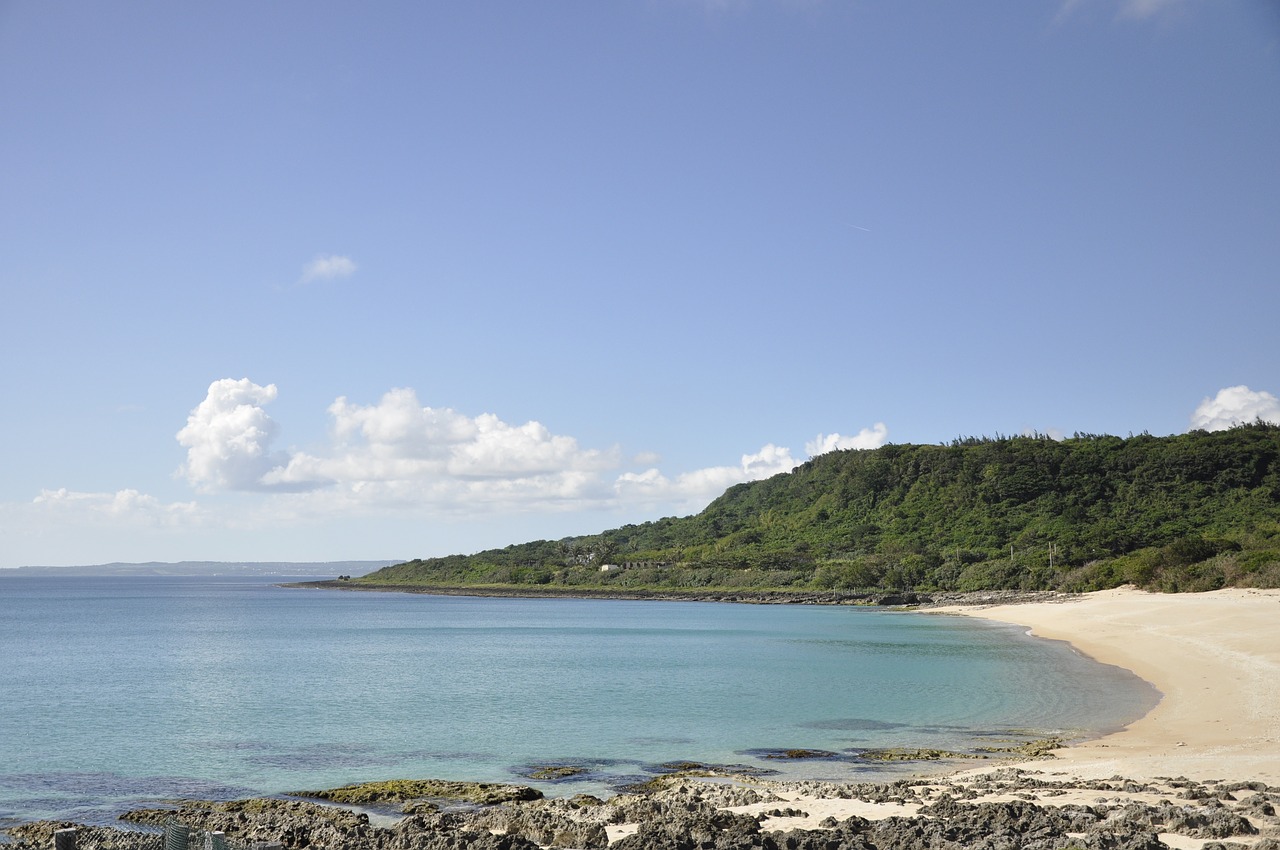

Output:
xmin=361 ymin=423 xmax=1280 ymax=595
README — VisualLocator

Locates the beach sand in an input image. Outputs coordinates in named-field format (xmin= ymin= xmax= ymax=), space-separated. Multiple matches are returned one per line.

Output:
xmin=721 ymin=587 xmax=1280 ymax=848
xmin=13 ymin=586 xmax=1280 ymax=850
xmin=940 ymin=586 xmax=1280 ymax=786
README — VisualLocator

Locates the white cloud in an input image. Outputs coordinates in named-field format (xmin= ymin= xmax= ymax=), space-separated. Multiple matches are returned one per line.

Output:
xmin=805 ymin=423 xmax=889 ymax=456
xmin=259 ymin=387 xmax=621 ymax=509
xmin=300 ymin=254 xmax=357 ymax=283
xmin=174 ymin=378 xmax=892 ymax=526
xmin=1190 ymin=385 xmax=1280 ymax=432
xmin=615 ymin=442 xmax=803 ymax=511
xmin=32 ymin=488 xmax=202 ymax=527
xmin=176 ymin=378 xmax=287 ymax=491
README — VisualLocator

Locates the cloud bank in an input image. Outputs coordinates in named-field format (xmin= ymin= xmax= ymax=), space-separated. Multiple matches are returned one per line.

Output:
xmin=33 ymin=488 xmax=201 ymax=526
xmin=171 ymin=378 xmax=889 ymax=519
xmin=1190 ymin=385 xmax=1280 ymax=432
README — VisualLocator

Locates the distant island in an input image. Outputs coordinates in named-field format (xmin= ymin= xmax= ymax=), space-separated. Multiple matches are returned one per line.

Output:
xmin=340 ymin=423 xmax=1280 ymax=598
xmin=2 ymin=560 xmax=400 ymax=577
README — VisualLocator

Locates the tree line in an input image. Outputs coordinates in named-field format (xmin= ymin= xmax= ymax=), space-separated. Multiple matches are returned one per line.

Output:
xmin=362 ymin=422 xmax=1280 ymax=594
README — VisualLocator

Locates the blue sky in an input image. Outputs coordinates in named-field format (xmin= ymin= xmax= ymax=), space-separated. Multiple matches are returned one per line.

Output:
xmin=2 ymin=0 xmax=1277 ymax=568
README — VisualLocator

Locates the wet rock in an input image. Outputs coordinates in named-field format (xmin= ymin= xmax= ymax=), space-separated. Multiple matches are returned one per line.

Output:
xmin=524 ymin=765 xmax=589 ymax=781
xmin=292 ymin=779 xmax=543 ymax=806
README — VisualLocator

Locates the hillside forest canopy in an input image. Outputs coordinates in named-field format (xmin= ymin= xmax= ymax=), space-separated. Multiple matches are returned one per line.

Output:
xmin=360 ymin=423 xmax=1280 ymax=595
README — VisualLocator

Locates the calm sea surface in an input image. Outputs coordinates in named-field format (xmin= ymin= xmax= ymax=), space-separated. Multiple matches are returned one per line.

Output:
xmin=0 ymin=574 xmax=1157 ymax=826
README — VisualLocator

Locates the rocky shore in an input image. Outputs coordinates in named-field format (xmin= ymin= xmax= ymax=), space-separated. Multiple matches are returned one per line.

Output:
xmin=7 ymin=770 xmax=1279 ymax=850
xmin=11 ymin=588 xmax=1274 ymax=850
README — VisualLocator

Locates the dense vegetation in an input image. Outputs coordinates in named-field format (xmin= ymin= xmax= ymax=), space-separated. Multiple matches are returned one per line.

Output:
xmin=361 ymin=423 xmax=1280 ymax=595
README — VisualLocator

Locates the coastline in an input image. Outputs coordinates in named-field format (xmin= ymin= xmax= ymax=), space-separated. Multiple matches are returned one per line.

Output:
xmin=285 ymin=578 xmax=1057 ymax=607
xmin=937 ymin=586 xmax=1280 ymax=786
xmin=10 ymin=586 xmax=1280 ymax=849
xmin=291 ymin=579 xmax=1280 ymax=784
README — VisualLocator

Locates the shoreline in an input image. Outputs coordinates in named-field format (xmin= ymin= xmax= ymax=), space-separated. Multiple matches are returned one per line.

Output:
xmin=10 ymin=586 xmax=1280 ymax=849
xmin=291 ymin=579 xmax=1280 ymax=784
xmin=285 ymin=578 xmax=1061 ymax=608
xmin=937 ymin=585 xmax=1280 ymax=786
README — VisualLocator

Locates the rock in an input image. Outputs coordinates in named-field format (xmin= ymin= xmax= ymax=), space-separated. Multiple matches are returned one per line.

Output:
xmin=1219 ymin=781 xmax=1271 ymax=793
xmin=467 ymin=799 xmax=611 ymax=849
xmin=874 ymin=593 xmax=926 ymax=606
xmin=1083 ymin=821 xmax=1168 ymax=850
xmin=4 ymin=822 xmax=166 ymax=850
xmin=120 ymin=799 xmax=378 ymax=849
xmin=1234 ymin=793 xmax=1276 ymax=817
xmin=524 ymin=765 xmax=589 ymax=781
xmin=291 ymin=779 xmax=543 ymax=806
xmin=1104 ymin=802 xmax=1258 ymax=839
xmin=609 ymin=809 xmax=762 ymax=850
xmin=764 ymin=749 xmax=842 ymax=760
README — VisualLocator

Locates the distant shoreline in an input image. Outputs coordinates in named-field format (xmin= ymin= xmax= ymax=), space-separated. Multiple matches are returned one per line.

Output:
xmin=2 ymin=560 xmax=400 ymax=578
xmin=283 ymin=579 xmax=1064 ymax=608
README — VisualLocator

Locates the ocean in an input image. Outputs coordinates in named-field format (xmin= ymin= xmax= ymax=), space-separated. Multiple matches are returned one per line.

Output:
xmin=0 ymin=574 xmax=1157 ymax=827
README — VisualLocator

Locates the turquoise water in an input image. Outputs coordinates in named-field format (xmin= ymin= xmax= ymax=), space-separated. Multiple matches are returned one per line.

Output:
xmin=0 ymin=575 xmax=1157 ymax=826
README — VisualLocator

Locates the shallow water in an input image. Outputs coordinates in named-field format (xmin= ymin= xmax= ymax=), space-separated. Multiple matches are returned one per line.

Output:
xmin=0 ymin=574 xmax=1157 ymax=825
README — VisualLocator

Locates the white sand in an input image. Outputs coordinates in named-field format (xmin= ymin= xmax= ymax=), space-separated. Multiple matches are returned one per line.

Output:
xmin=621 ymin=588 xmax=1280 ymax=846
xmin=714 ymin=589 xmax=1280 ymax=847
xmin=938 ymin=586 xmax=1280 ymax=785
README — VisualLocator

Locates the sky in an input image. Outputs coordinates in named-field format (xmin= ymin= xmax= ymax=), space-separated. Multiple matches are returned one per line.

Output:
xmin=1 ymin=0 xmax=1278 ymax=568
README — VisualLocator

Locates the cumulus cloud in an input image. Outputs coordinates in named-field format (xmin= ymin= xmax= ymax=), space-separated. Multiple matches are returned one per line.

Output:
xmin=615 ymin=442 xmax=803 ymax=511
xmin=805 ymin=423 xmax=889 ymax=457
xmin=259 ymin=384 xmax=619 ymax=491
xmin=1190 ymin=385 xmax=1280 ymax=432
xmin=176 ymin=378 xmax=288 ymax=491
xmin=300 ymin=254 xmax=357 ymax=283
xmin=173 ymin=377 xmax=892 ymax=525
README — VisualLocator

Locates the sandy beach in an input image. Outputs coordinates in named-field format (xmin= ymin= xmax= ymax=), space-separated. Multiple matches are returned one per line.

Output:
xmin=940 ymin=586 xmax=1280 ymax=786
xmin=715 ymin=587 xmax=1280 ymax=849
xmin=11 ymin=586 xmax=1280 ymax=850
